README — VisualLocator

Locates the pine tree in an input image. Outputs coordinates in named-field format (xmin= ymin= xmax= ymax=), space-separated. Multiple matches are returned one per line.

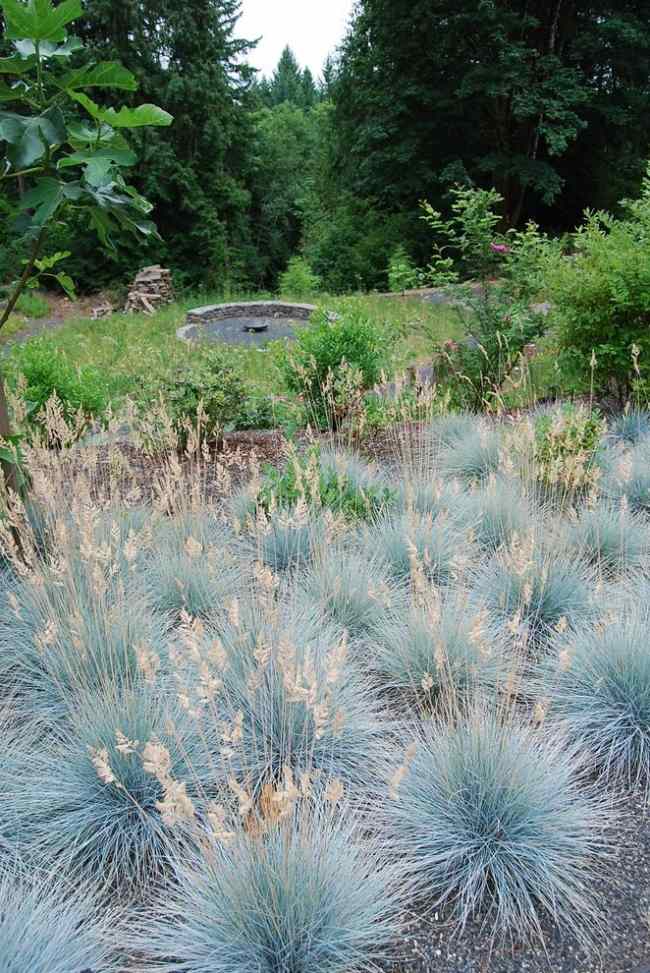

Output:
xmin=76 ymin=0 xmax=260 ymax=288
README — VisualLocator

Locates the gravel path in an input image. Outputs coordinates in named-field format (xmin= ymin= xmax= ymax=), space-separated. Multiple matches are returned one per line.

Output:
xmin=387 ymin=804 xmax=650 ymax=973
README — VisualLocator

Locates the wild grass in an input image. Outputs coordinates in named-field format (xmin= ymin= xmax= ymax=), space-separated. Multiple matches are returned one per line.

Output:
xmin=130 ymin=806 xmax=405 ymax=973
xmin=384 ymin=707 xmax=614 ymax=945
xmin=1 ymin=396 xmax=648 ymax=963
xmin=539 ymin=613 xmax=650 ymax=801
xmin=6 ymin=687 xmax=218 ymax=893
xmin=0 ymin=866 xmax=117 ymax=973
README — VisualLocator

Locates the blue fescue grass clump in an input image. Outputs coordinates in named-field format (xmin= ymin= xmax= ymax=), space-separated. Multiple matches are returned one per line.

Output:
xmin=5 ymin=687 xmax=217 ymax=893
xmin=395 ymin=475 xmax=462 ymax=518
xmin=368 ymin=597 xmax=511 ymax=711
xmin=608 ymin=410 xmax=650 ymax=446
xmin=0 ymin=576 xmax=168 ymax=721
xmin=438 ymin=424 xmax=502 ymax=483
xmin=193 ymin=604 xmax=391 ymax=800
xmin=559 ymin=501 xmax=650 ymax=576
xmin=246 ymin=509 xmax=326 ymax=573
xmin=132 ymin=808 xmax=404 ymax=973
xmin=384 ymin=709 xmax=613 ymax=945
xmin=300 ymin=548 xmax=405 ymax=637
xmin=425 ymin=413 xmax=478 ymax=452
xmin=454 ymin=477 xmax=534 ymax=553
xmin=0 ymin=867 xmax=116 ymax=973
xmin=145 ymin=513 xmax=241 ymax=619
xmin=539 ymin=614 xmax=650 ymax=801
xmin=601 ymin=439 xmax=650 ymax=515
xmin=472 ymin=542 xmax=595 ymax=652
xmin=365 ymin=510 xmax=470 ymax=587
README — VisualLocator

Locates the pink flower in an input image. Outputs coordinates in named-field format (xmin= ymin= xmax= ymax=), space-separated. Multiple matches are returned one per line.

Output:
xmin=490 ymin=242 xmax=511 ymax=254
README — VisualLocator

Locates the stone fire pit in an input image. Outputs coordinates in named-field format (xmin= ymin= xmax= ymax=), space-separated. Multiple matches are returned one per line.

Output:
xmin=177 ymin=301 xmax=316 ymax=348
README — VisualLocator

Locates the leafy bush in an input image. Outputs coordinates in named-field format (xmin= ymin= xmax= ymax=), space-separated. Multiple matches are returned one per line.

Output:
xmin=13 ymin=292 xmax=50 ymax=320
xmin=547 ymin=170 xmax=650 ymax=399
xmin=533 ymin=404 xmax=605 ymax=494
xmin=385 ymin=709 xmax=613 ymax=944
xmin=278 ymin=256 xmax=321 ymax=299
xmin=7 ymin=339 xmax=110 ymax=438
xmin=282 ymin=305 xmax=391 ymax=426
xmin=0 ymin=868 xmax=116 ymax=973
xmin=146 ymin=348 xmax=245 ymax=449
xmin=421 ymin=185 xmax=503 ymax=283
xmin=257 ymin=447 xmax=395 ymax=521
xmin=388 ymin=245 xmax=420 ymax=293
xmin=434 ymin=292 xmax=545 ymax=411
xmin=540 ymin=613 xmax=650 ymax=800
xmin=133 ymin=808 xmax=404 ymax=973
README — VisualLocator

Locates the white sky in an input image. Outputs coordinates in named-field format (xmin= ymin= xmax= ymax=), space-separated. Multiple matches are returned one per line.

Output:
xmin=237 ymin=0 xmax=355 ymax=79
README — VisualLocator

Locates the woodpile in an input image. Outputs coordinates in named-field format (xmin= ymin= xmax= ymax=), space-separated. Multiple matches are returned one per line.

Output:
xmin=124 ymin=266 xmax=174 ymax=315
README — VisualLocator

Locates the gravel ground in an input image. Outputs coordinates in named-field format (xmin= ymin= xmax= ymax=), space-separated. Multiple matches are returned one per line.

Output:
xmin=387 ymin=804 xmax=650 ymax=973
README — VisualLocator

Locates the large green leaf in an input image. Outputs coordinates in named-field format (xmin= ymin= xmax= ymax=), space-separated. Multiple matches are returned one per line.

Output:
xmin=18 ymin=176 xmax=64 ymax=225
xmin=57 ymin=61 xmax=138 ymax=92
xmin=0 ymin=80 xmax=20 ymax=102
xmin=2 ymin=0 xmax=82 ymax=42
xmin=58 ymin=145 xmax=137 ymax=169
xmin=13 ymin=36 xmax=83 ymax=59
xmin=0 ymin=106 xmax=65 ymax=167
xmin=71 ymin=91 xmax=173 ymax=128
xmin=0 ymin=53 xmax=35 ymax=73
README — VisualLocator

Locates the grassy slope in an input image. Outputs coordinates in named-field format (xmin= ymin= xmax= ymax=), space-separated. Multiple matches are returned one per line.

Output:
xmin=3 ymin=291 xmax=463 ymax=407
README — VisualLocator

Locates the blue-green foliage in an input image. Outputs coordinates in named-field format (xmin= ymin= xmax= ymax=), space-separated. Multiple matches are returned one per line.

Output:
xmin=366 ymin=510 xmax=470 ymax=586
xmin=439 ymin=425 xmax=502 ymax=483
xmin=473 ymin=546 xmax=595 ymax=651
xmin=455 ymin=479 xmax=533 ymax=553
xmin=133 ymin=808 xmax=404 ymax=973
xmin=0 ymin=867 xmax=116 ymax=973
xmin=0 ymin=570 xmax=166 ymax=722
xmin=369 ymin=599 xmax=509 ymax=709
xmin=5 ymin=688 xmax=217 ymax=892
xmin=560 ymin=502 xmax=650 ymax=576
xmin=145 ymin=514 xmax=240 ymax=619
xmin=195 ymin=603 xmax=390 ymax=797
xmin=540 ymin=614 xmax=650 ymax=800
xmin=602 ymin=439 xmax=650 ymax=514
xmin=301 ymin=549 xmax=404 ymax=637
xmin=608 ymin=410 xmax=650 ymax=446
xmin=385 ymin=710 xmax=613 ymax=943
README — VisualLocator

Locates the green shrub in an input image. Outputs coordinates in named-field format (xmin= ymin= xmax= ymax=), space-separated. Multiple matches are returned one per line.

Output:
xmin=149 ymin=348 xmax=245 ymax=448
xmin=533 ymin=404 xmax=605 ymax=493
xmin=278 ymin=256 xmax=321 ymax=300
xmin=12 ymin=292 xmax=50 ymax=320
xmin=7 ymin=340 xmax=110 ymax=439
xmin=283 ymin=305 xmax=391 ymax=426
xmin=387 ymin=246 xmax=420 ymax=293
xmin=547 ymin=168 xmax=650 ymax=399
xmin=257 ymin=447 xmax=396 ymax=521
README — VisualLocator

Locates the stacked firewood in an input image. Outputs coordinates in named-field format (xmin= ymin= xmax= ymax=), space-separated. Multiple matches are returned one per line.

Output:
xmin=124 ymin=266 xmax=174 ymax=314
